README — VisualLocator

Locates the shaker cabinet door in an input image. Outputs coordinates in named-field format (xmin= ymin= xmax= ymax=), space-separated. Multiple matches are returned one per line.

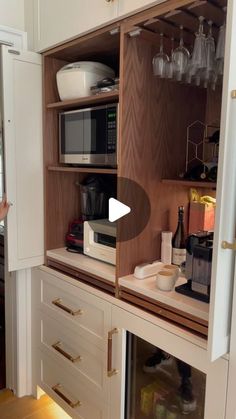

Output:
xmin=30 ymin=0 xmax=119 ymax=52
xmin=1 ymin=46 xmax=44 ymax=271
xmin=118 ymin=0 xmax=166 ymax=17
xmin=208 ymin=0 xmax=236 ymax=361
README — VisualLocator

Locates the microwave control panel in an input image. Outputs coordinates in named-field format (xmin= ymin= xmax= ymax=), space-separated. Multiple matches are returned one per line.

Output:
xmin=107 ymin=108 xmax=117 ymax=153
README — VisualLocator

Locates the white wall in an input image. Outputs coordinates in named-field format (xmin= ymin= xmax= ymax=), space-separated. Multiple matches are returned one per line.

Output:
xmin=0 ymin=0 xmax=25 ymax=30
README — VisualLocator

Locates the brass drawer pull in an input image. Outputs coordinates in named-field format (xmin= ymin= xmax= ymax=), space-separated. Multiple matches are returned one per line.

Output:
xmin=52 ymin=341 xmax=82 ymax=363
xmin=52 ymin=298 xmax=83 ymax=316
xmin=52 ymin=383 xmax=81 ymax=408
xmin=107 ymin=328 xmax=119 ymax=377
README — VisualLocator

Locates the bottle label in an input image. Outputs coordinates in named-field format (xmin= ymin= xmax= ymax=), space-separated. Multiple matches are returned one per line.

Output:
xmin=172 ymin=248 xmax=186 ymax=266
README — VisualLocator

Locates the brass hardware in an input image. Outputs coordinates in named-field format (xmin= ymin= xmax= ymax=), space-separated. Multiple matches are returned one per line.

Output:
xmin=52 ymin=384 xmax=81 ymax=408
xmin=52 ymin=341 xmax=82 ymax=363
xmin=231 ymin=90 xmax=236 ymax=99
xmin=221 ymin=240 xmax=236 ymax=250
xmin=52 ymin=298 xmax=83 ymax=316
xmin=107 ymin=328 xmax=119 ymax=377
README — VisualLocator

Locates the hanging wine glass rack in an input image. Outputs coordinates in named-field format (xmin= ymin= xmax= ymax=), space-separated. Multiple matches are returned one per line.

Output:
xmin=128 ymin=0 xmax=226 ymax=50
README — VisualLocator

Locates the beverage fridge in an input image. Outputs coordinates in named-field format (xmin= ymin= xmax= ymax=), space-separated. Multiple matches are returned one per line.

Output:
xmin=125 ymin=333 xmax=206 ymax=419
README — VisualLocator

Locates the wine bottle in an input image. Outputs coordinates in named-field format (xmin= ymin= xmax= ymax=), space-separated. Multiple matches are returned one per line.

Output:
xmin=172 ymin=206 xmax=186 ymax=266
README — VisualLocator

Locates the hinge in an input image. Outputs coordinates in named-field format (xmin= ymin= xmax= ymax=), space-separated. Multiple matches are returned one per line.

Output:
xmin=110 ymin=27 xmax=120 ymax=36
xmin=128 ymin=27 xmax=142 ymax=38
xmin=8 ymin=49 xmax=20 ymax=55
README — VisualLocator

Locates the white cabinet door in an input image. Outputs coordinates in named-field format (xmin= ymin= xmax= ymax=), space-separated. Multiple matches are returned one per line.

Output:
xmin=208 ymin=0 xmax=236 ymax=361
xmin=30 ymin=0 xmax=119 ymax=52
xmin=1 ymin=46 xmax=44 ymax=271
xmin=118 ymin=0 xmax=166 ymax=17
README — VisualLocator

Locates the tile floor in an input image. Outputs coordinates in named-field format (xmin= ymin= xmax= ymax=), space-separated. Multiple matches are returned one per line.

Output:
xmin=0 ymin=389 xmax=71 ymax=419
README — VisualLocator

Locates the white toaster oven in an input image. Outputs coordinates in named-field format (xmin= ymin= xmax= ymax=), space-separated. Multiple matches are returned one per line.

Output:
xmin=83 ymin=219 xmax=116 ymax=265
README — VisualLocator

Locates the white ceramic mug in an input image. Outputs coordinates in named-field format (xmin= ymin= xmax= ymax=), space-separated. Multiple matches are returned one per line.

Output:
xmin=156 ymin=270 xmax=176 ymax=291
xmin=162 ymin=264 xmax=180 ymax=281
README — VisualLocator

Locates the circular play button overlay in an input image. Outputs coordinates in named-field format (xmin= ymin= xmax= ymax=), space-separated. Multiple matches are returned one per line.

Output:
xmin=110 ymin=177 xmax=151 ymax=242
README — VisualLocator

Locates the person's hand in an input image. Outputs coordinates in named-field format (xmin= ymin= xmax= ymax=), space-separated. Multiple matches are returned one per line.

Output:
xmin=0 ymin=195 xmax=10 ymax=221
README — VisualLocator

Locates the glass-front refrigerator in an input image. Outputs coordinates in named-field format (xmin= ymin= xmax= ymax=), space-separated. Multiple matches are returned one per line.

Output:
xmin=125 ymin=333 xmax=206 ymax=419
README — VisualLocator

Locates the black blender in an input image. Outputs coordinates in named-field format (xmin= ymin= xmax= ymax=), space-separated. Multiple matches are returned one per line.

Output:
xmin=66 ymin=175 xmax=110 ymax=253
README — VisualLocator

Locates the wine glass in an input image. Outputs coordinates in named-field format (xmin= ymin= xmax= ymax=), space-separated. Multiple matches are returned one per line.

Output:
xmin=191 ymin=16 xmax=207 ymax=85
xmin=152 ymin=33 xmax=169 ymax=78
xmin=202 ymin=21 xmax=216 ymax=88
xmin=165 ymin=37 xmax=175 ymax=79
xmin=213 ymin=7 xmax=226 ymax=88
xmin=172 ymin=26 xmax=190 ymax=81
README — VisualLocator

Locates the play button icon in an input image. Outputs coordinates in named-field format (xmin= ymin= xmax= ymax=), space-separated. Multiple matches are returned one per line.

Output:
xmin=108 ymin=177 xmax=151 ymax=242
xmin=109 ymin=198 xmax=131 ymax=222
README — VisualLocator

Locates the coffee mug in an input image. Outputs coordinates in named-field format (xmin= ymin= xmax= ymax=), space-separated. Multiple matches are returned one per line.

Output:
xmin=156 ymin=270 xmax=176 ymax=291
xmin=162 ymin=264 xmax=180 ymax=281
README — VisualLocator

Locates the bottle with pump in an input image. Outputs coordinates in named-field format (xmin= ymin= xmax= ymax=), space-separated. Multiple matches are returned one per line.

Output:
xmin=172 ymin=206 xmax=186 ymax=266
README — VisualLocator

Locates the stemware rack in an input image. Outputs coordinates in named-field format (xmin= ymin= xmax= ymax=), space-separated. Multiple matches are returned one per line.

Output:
xmin=129 ymin=0 xmax=226 ymax=51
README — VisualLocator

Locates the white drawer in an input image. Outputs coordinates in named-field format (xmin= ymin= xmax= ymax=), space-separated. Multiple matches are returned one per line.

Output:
xmin=39 ymin=350 xmax=109 ymax=419
xmin=39 ymin=312 xmax=108 ymax=393
xmin=34 ymin=268 xmax=112 ymax=347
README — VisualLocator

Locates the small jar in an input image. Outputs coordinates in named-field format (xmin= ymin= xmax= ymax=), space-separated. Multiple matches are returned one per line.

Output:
xmin=161 ymin=231 xmax=172 ymax=264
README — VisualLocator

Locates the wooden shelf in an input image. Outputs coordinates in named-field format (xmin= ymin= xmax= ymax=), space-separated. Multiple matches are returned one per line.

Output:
xmin=48 ymin=166 xmax=117 ymax=174
xmin=46 ymin=90 xmax=119 ymax=110
xmin=162 ymin=179 xmax=217 ymax=189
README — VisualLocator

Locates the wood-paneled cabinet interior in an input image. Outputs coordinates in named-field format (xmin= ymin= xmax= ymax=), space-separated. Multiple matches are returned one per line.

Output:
xmin=25 ymin=0 xmax=119 ymax=52
xmin=43 ymin=24 xmax=120 ymax=284
xmin=41 ymin=0 xmax=236 ymax=361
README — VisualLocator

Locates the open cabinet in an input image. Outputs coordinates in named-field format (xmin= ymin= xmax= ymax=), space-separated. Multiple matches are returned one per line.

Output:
xmin=24 ymin=0 xmax=236 ymax=417
xmin=116 ymin=0 xmax=236 ymax=363
xmin=37 ymin=0 xmax=236 ymax=367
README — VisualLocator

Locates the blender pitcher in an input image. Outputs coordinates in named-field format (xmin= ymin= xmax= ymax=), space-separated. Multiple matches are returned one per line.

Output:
xmin=79 ymin=175 xmax=108 ymax=221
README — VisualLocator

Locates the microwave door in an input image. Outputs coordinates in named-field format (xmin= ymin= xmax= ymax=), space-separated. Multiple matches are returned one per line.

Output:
xmin=60 ymin=111 xmax=84 ymax=164
xmin=83 ymin=108 xmax=107 ymax=165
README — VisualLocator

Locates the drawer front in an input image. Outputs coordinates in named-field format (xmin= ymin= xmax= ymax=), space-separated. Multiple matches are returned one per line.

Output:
xmin=39 ymin=312 xmax=108 ymax=393
xmin=36 ymin=268 xmax=112 ymax=347
xmin=40 ymin=350 xmax=109 ymax=419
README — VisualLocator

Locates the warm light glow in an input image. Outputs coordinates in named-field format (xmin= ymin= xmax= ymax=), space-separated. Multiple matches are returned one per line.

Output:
xmin=49 ymin=401 xmax=72 ymax=418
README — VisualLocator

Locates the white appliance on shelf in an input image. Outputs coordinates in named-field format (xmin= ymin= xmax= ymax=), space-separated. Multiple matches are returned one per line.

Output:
xmin=84 ymin=219 xmax=116 ymax=265
xmin=56 ymin=61 xmax=115 ymax=100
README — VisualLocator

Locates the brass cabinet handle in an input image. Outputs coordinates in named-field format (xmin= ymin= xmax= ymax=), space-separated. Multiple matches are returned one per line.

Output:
xmin=52 ymin=298 xmax=83 ymax=316
xmin=52 ymin=383 xmax=81 ymax=408
xmin=221 ymin=240 xmax=236 ymax=250
xmin=107 ymin=328 xmax=119 ymax=377
xmin=52 ymin=341 xmax=82 ymax=363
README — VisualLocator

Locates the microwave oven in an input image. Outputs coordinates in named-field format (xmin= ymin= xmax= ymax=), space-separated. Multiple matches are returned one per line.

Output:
xmin=83 ymin=219 xmax=116 ymax=265
xmin=59 ymin=103 xmax=118 ymax=166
